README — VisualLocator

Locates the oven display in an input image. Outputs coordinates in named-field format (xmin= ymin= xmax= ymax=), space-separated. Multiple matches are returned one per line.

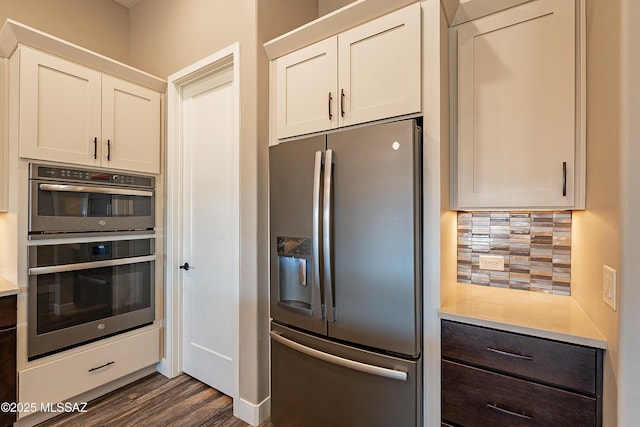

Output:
xmin=35 ymin=165 xmax=153 ymax=187
xmin=92 ymin=244 xmax=110 ymax=256
xmin=90 ymin=173 xmax=111 ymax=181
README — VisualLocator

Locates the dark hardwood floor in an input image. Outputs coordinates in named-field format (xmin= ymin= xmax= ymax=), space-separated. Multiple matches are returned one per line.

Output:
xmin=37 ymin=372 xmax=273 ymax=427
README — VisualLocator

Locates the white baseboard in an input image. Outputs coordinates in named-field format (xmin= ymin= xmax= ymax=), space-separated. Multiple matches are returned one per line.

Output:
xmin=233 ymin=395 xmax=271 ymax=426
xmin=156 ymin=358 xmax=181 ymax=378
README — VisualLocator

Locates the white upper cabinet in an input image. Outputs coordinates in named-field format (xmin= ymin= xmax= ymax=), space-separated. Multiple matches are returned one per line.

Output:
xmin=337 ymin=3 xmax=421 ymax=128
xmin=452 ymin=0 xmax=585 ymax=210
xmin=17 ymin=46 xmax=161 ymax=174
xmin=102 ymin=75 xmax=160 ymax=173
xmin=276 ymin=38 xmax=338 ymax=138
xmin=19 ymin=46 xmax=102 ymax=167
xmin=274 ymin=3 xmax=421 ymax=140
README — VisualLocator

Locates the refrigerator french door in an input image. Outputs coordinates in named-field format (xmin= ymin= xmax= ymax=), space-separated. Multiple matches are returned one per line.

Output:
xmin=269 ymin=119 xmax=422 ymax=426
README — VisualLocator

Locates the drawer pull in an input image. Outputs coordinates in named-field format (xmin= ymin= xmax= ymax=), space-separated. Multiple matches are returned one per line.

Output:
xmin=88 ymin=361 xmax=115 ymax=372
xmin=486 ymin=403 xmax=533 ymax=420
xmin=486 ymin=347 xmax=533 ymax=361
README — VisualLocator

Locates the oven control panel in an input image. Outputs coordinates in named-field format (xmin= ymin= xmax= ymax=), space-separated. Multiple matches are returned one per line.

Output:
xmin=31 ymin=164 xmax=154 ymax=188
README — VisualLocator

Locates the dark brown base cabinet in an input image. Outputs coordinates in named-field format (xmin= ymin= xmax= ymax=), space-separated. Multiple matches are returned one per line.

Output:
xmin=441 ymin=320 xmax=603 ymax=427
xmin=0 ymin=295 xmax=17 ymax=427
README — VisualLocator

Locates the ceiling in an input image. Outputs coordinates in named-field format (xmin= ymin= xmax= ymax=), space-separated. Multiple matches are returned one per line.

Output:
xmin=113 ymin=0 xmax=141 ymax=8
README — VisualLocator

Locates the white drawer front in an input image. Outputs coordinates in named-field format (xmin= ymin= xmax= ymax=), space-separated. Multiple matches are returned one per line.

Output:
xmin=19 ymin=328 xmax=160 ymax=407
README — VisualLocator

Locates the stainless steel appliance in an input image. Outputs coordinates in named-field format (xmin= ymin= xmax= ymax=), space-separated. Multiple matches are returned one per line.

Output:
xmin=269 ymin=119 xmax=422 ymax=426
xmin=29 ymin=164 xmax=154 ymax=238
xmin=27 ymin=238 xmax=155 ymax=359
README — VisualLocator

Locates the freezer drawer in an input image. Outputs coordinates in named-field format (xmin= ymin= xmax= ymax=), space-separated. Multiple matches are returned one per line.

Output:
xmin=271 ymin=323 xmax=421 ymax=427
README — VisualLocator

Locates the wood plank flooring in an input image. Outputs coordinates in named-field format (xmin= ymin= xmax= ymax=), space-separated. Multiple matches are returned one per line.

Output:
xmin=37 ymin=372 xmax=273 ymax=427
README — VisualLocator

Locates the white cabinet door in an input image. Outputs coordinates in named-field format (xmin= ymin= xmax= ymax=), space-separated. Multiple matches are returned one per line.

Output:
xmin=17 ymin=46 xmax=161 ymax=174
xmin=274 ymin=3 xmax=422 ymax=140
xmin=454 ymin=0 xmax=580 ymax=209
xmin=275 ymin=37 xmax=338 ymax=139
xmin=102 ymin=75 xmax=161 ymax=174
xmin=19 ymin=46 xmax=101 ymax=167
xmin=338 ymin=2 xmax=421 ymax=127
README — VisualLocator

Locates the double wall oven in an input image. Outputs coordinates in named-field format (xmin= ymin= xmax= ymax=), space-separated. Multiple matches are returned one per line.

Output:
xmin=27 ymin=164 xmax=156 ymax=360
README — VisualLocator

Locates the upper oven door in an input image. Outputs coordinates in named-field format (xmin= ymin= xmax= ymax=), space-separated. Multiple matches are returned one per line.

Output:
xmin=30 ymin=180 xmax=155 ymax=236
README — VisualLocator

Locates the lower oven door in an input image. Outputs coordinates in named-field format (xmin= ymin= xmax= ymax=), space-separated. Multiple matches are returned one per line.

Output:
xmin=28 ymin=239 xmax=155 ymax=359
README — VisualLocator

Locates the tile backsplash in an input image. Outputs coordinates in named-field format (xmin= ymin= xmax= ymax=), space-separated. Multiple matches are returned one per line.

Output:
xmin=457 ymin=212 xmax=571 ymax=295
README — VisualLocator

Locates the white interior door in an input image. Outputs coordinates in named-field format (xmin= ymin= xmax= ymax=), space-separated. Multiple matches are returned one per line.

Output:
xmin=180 ymin=66 xmax=238 ymax=397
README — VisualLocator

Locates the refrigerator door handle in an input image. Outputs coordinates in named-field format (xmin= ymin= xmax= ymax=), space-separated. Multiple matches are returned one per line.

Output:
xmin=312 ymin=151 xmax=324 ymax=319
xmin=270 ymin=331 xmax=408 ymax=381
xmin=323 ymin=149 xmax=335 ymax=322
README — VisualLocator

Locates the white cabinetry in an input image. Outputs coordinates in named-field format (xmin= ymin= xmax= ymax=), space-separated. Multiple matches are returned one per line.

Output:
xmin=101 ymin=75 xmax=161 ymax=173
xmin=17 ymin=46 xmax=160 ymax=174
xmin=275 ymin=3 xmax=421 ymax=139
xmin=19 ymin=328 xmax=160 ymax=413
xmin=452 ymin=0 xmax=585 ymax=210
xmin=0 ymin=58 xmax=8 ymax=212
xmin=275 ymin=38 xmax=338 ymax=138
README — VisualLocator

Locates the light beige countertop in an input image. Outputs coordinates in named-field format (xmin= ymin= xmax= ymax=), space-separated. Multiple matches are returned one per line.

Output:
xmin=439 ymin=283 xmax=607 ymax=349
xmin=0 ymin=276 xmax=19 ymax=297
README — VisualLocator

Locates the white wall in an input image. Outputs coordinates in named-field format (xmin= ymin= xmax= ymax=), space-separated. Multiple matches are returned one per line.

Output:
xmin=129 ymin=0 xmax=319 ymax=421
xmin=618 ymin=0 xmax=640 ymax=424
xmin=129 ymin=0 xmax=265 ymax=412
xmin=0 ymin=0 xmax=130 ymax=63
xmin=256 ymin=0 xmax=320 ymax=403
xmin=421 ymin=3 xmax=453 ymax=426
xmin=318 ymin=0 xmax=354 ymax=16
xmin=571 ymin=1 xmax=622 ymax=424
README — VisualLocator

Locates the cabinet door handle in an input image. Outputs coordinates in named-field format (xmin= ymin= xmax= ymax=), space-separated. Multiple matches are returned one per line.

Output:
xmin=340 ymin=89 xmax=345 ymax=117
xmin=88 ymin=361 xmax=115 ymax=372
xmin=93 ymin=137 xmax=98 ymax=160
xmin=107 ymin=139 xmax=111 ymax=161
xmin=486 ymin=403 xmax=533 ymax=420
xmin=562 ymin=161 xmax=567 ymax=196
xmin=486 ymin=347 xmax=533 ymax=361
xmin=328 ymin=92 xmax=333 ymax=120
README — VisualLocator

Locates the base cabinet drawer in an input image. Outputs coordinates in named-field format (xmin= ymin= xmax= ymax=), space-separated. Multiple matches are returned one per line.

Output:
xmin=0 ymin=328 xmax=16 ymax=427
xmin=0 ymin=295 xmax=17 ymax=329
xmin=442 ymin=360 xmax=596 ymax=427
xmin=0 ymin=295 xmax=17 ymax=427
xmin=19 ymin=328 xmax=160 ymax=414
xmin=441 ymin=320 xmax=603 ymax=427
xmin=442 ymin=320 xmax=597 ymax=394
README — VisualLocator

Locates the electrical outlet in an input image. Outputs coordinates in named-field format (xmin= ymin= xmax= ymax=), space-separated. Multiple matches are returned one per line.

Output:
xmin=479 ymin=255 xmax=505 ymax=271
xmin=603 ymin=265 xmax=617 ymax=311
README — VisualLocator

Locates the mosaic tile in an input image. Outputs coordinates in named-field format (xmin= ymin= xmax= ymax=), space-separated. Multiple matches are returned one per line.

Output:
xmin=457 ymin=211 xmax=572 ymax=294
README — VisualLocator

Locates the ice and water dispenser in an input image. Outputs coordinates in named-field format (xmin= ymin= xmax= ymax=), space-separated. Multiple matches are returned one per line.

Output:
xmin=277 ymin=236 xmax=313 ymax=315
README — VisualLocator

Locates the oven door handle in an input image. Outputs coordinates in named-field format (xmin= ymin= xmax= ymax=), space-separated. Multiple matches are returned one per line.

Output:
xmin=39 ymin=184 xmax=153 ymax=197
xmin=28 ymin=255 xmax=156 ymax=275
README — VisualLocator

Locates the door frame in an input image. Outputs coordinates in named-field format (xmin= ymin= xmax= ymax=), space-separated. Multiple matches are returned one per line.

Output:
xmin=161 ymin=43 xmax=240 ymax=402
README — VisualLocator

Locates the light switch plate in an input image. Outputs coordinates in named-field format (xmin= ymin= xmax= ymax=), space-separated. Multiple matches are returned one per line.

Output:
xmin=479 ymin=255 xmax=505 ymax=271
xmin=603 ymin=265 xmax=617 ymax=311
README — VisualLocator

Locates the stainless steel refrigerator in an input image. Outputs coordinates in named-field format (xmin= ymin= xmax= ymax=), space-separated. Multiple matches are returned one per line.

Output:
xmin=269 ymin=119 xmax=422 ymax=427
